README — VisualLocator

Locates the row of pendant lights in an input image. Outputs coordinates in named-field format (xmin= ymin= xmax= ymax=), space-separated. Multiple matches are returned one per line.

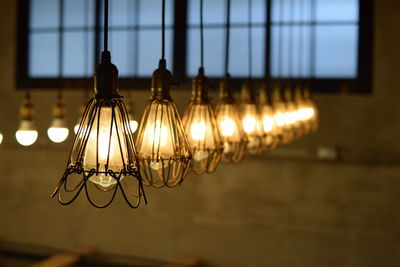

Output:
xmin=16 ymin=0 xmax=319 ymax=208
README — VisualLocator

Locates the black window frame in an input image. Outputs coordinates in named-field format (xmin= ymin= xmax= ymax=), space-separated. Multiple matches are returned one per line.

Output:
xmin=16 ymin=0 xmax=373 ymax=93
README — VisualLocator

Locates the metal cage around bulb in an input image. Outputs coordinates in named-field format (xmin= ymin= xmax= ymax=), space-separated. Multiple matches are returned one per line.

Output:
xmin=215 ymin=75 xmax=248 ymax=163
xmin=240 ymin=79 xmax=264 ymax=155
xmin=52 ymin=98 xmax=146 ymax=208
xmin=258 ymin=83 xmax=279 ymax=151
xmin=182 ymin=68 xmax=223 ymax=175
xmin=52 ymin=51 xmax=146 ymax=208
xmin=135 ymin=60 xmax=192 ymax=188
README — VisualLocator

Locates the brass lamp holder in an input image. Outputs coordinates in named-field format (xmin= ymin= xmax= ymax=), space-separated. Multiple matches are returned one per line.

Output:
xmin=94 ymin=51 xmax=120 ymax=99
xmin=151 ymin=59 xmax=173 ymax=100
xmin=20 ymin=96 xmax=34 ymax=121
xmin=219 ymin=74 xmax=235 ymax=103
xmin=259 ymin=82 xmax=273 ymax=106
xmin=241 ymin=78 xmax=256 ymax=104
xmin=192 ymin=67 xmax=209 ymax=103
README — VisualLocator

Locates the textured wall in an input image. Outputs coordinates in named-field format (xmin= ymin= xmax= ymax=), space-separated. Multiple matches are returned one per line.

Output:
xmin=0 ymin=1 xmax=400 ymax=267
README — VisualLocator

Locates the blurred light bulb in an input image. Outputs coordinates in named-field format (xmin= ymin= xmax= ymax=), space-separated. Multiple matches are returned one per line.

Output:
xmin=0 ymin=132 xmax=3 ymax=145
xmin=47 ymin=118 xmax=69 ymax=143
xmin=83 ymin=107 xmax=126 ymax=188
xmin=220 ymin=117 xmax=235 ymax=137
xmin=16 ymin=120 xmax=38 ymax=146
xmin=243 ymin=116 xmax=257 ymax=133
xmin=129 ymin=119 xmax=138 ymax=133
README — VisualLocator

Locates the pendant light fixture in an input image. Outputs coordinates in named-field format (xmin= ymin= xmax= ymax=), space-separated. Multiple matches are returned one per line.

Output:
xmin=271 ymin=0 xmax=289 ymax=146
xmin=240 ymin=0 xmax=263 ymax=155
xmin=281 ymin=0 xmax=299 ymax=145
xmin=52 ymin=0 xmax=146 ymax=208
xmin=16 ymin=89 xmax=38 ymax=146
xmin=215 ymin=0 xmax=248 ymax=163
xmin=258 ymin=82 xmax=279 ymax=151
xmin=135 ymin=0 xmax=192 ymax=188
xmin=48 ymin=0 xmax=69 ymax=143
xmin=182 ymin=0 xmax=223 ymax=174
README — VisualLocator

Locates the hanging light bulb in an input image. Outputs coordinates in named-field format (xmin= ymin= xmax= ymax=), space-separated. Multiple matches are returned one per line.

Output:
xmin=52 ymin=0 xmax=146 ymax=208
xmin=282 ymin=83 xmax=300 ymax=144
xmin=135 ymin=0 xmax=191 ymax=188
xmin=47 ymin=94 xmax=69 ymax=143
xmin=135 ymin=60 xmax=192 ymax=187
xmin=16 ymin=93 xmax=38 ymax=146
xmin=182 ymin=0 xmax=222 ymax=174
xmin=215 ymin=75 xmax=248 ymax=163
xmin=303 ymin=85 xmax=319 ymax=133
xmin=240 ymin=79 xmax=263 ymax=154
xmin=259 ymin=82 xmax=279 ymax=150
xmin=182 ymin=68 xmax=223 ymax=174
xmin=125 ymin=96 xmax=139 ymax=134
xmin=271 ymin=82 xmax=290 ymax=145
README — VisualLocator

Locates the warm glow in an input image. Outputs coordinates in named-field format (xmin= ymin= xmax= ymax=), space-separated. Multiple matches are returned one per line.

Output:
xmin=48 ymin=127 xmax=69 ymax=143
xmin=263 ymin=116 xmax=274 ymax=132
xmin=0 ymin=132 xmax=3 ymax=145
xmin=129 ymin=120 xmax=138 ymax=133
xmin=16 ymin=120 xmax=38 ymax=146
xmin=83 ymin=107 xmax=126 ymax=188
xmin=243 ymin=116 xmax=257 ymax=133
xmin=220 ymin=117 xmax=235 ymax=137
xmin=191 ymin=121 xmax=207 ymax=141
xmin=74 ymin=124 xmax=80 ymax=134
xmin=16 ymin=130 xmax=38 ymax=146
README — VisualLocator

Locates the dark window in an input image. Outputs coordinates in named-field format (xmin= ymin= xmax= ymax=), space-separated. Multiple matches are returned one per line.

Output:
xmin=17 ymin=0 xmax=373 ymax=93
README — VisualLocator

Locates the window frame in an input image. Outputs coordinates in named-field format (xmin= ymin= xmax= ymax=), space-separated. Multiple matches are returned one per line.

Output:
xmin=16 ymin=0 xmax=373 ymax=93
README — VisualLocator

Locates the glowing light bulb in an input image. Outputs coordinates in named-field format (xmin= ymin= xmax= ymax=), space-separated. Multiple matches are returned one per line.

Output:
xmin=83 ymin=107 xmax=126 ymax=188
xmin=48 ymin=118 xmax=69 ymax=143
xmin=129 ymin=119 xmax=138 ymax=133
xmin=16 ymin=120 xmax=38 ymax=146
xmin=191 ymin=121 xmax=207 ymax=141
xmin=0 ymin=132 xmax=3 ymax=145
xmin=220 ymin=117 xmax=235 ymax=137
xmin=136 ymin=60 xmax=191 ymax=187
xmin=243 ymin=116 xmax=257 ymax=133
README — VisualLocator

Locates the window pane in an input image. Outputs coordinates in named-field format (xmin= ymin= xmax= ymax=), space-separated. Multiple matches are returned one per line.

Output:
xmin=188 ymin=0 xmax=225 ymax=26
xmin=137 ymin=29 xmax=173 ymax=77
xmin=63 ymin=31 xmax=94 ymax=77
xmin=139 ymin=0 xmax=174 ymax=26
xmin=316 ymin=0 xmax=359 ymax=22
xmin=65 ymin=0 xmax=95 ymax=28
xmin=187 ymin=28 xmax=225 ymax=77
xmin=229 ymin=27 xmax=265 ymax=77
xmin=110 ymin=30 xmax=135 ymax=77
xmin=29 ymin=32 xmax=59 ymax=77
xmin=315 ymin=25 xmax=358 ymax=78
xmin=30 ymin=0 xmax=59 ymax=29
xmin=110 ymin=0 xmax=134 ymax=28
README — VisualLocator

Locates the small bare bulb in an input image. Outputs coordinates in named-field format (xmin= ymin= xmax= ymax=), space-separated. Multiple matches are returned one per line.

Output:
xmin=129 ymin=119 xmax=138 ymax=133
xmin=48 ymin=118 xmax=69 ymax=143
xmin=16 ymin=120 xmax=38 ymax=146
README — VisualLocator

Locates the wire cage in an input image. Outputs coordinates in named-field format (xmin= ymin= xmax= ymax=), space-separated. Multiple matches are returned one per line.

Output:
xmin=135 ymin=60 xmax=192 ymax=188
xmin=258 ymin=82 xmax=279 ymax=151
xmin=240 ymin=79 xmax=264 ymax=155
xmin=215 ymin=75 xmax=248 ymax=164
xmin=52 ymin=97 xmax=146 ymax=208
xmin=182 ymin=69 xmax=223 ymax=175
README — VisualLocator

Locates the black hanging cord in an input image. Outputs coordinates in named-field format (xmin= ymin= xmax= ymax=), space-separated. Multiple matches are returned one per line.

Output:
xmin=104 ymin=0 xmax=109 ymax=52
xmin=133 ymin=0 xmax=140 ymax=76
xmin=277 ymin=0 xmax=284 ymax=80
xmin=224 ymin=0 xmax=231 ymax=76
xmin=310 ymin=0 xmax=316 ymax=79
xmin=248 ymin=0 xmax=252 ymax=78
xmin=288 ymin=0 xmax=294 ymax=80
xmin=58 ymin=0 xmax=64 ymax=98
xmin=200 ymin=0 xmax=204 ymax=69
xmin=161 ymin=0 xmax=166 ymax=60
xmin=298 ymin=0 xmax=304 ymax=80
xmin=84 ymin=0 xmax=90 ymax=92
